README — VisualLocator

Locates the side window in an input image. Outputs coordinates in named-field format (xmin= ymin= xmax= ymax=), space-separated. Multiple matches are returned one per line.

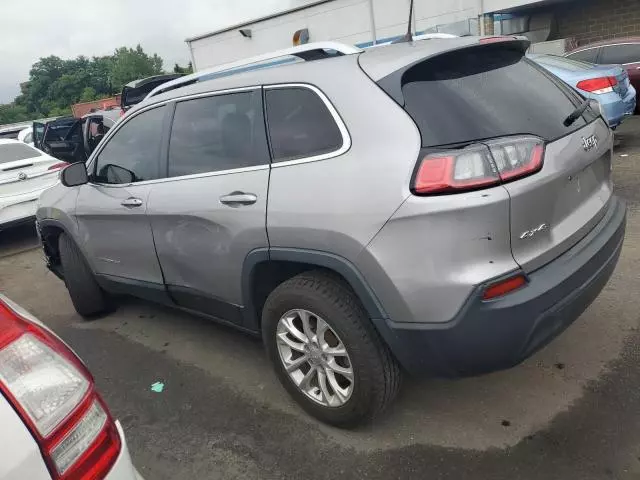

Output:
xmin=94 ymin=105 xmax=166 ymax=184
xmin=168 ymin=90 xmax=269 ymax=177
xmin=566 ymin=48 xmax=599 ymax=63
xmin=600 ymin=44 xmax=640 ymax=64
xmin=265 ymin=87 xmax=343 ymax=162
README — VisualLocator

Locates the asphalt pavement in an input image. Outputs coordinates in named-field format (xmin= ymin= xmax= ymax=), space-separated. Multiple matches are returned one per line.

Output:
xmin=1 ymin=119 xmax=640 ymax=479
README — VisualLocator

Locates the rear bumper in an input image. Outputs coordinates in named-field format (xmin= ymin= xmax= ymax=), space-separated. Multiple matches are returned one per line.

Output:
xmin=373 ymin=196 xmax=626 ymax=376
xmin=0 ymin=188 xmax=48 ymax=227
xmin=601 ymin=87 xmax=636 ymax=127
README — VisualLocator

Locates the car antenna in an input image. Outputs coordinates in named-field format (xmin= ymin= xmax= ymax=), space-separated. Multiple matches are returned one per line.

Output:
xmin=392 ymin=0 xmax=414 ymax=44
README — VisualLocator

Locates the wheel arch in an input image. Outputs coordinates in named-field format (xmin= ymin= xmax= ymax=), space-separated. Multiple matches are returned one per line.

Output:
xmin=241 ymin=248 xmax=388 ymax=332
xmin=38 ymin=219 xmax=73 ymax=279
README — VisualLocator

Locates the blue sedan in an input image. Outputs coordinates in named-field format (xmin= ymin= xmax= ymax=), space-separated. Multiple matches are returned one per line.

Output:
xmin=528 ymin=54 xmax=636 ymax=129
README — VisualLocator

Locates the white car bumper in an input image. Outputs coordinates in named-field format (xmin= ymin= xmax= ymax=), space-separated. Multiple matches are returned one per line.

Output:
xmin=105 ymin=421 xmax=143 ymax=480
xmin=0 ymin=188 xmax=48 ymax=227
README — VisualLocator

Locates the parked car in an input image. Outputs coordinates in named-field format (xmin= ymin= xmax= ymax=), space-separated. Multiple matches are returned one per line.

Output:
xmin=0 ymin=139 xmax=67 ymax=230
xmin=37 ymin=37 xmax=626 ymax=427
xmin=0 ymin=294 xmax=140 ymax=479
xmin=565 ymin=37 xmax=640 ymax=112
xmin=33 ymin=115 xmax=116 ymax=164
xmin=120 ymin=74 xmax=183 ymax=113
xmin=17 ymin=126 xmax=34 ymax=146
xmin=528 ymin=53 xmax=636 ymax=128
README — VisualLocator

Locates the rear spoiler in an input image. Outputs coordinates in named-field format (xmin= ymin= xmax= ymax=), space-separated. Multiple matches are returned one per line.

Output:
xmin=375 ymin=37 xmax=530 ymax=106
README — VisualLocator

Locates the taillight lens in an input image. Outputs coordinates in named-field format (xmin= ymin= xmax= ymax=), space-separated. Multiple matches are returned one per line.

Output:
xmin=576 ymin=76 xmax=618 ymax=94
xmin=412 ymin=136 xmax=544 ymax=195
xmin=0 ymin=298 xmax=121 ymax=480
xmin=48 ymin=162 xmax=69 ymax=171
xmin=483 ymin=274 xmax=527 ymax=300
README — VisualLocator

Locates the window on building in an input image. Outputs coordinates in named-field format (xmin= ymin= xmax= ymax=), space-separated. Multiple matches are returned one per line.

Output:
xmin=168 ymin=90 xmax=270 ymax=177
xmin=265 ymin=87 xmax=343 ymax=162
xmin=94 ymin=105 xmax=166 ymax=184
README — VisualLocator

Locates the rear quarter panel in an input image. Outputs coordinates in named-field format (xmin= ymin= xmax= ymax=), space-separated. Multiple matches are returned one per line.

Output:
xmin=266 ymin=56 xmax=420 ymax=261
xmin=357 ymin=186 xmax=519 ymax=324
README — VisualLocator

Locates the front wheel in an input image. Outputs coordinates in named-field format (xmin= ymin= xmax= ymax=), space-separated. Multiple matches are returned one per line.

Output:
xmin=58 ymin=233 xmax=111 ymax=319
xmin=262 ymin=271 xmax=401 ymax=427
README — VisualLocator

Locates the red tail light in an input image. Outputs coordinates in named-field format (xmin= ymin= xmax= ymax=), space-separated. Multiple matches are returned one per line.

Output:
xmin=576 ymin=76 xmax=618 ymax=94
xmin=412 ymin=136 xmax=545 ymax=195
xmin=0 ymin=297 xmax=121 ymax=480
xmin=48 ymin=162 xmax=69 ymax=171
xmin=483 ymin=274 xmax=527 ymax=300
xmin=479 ymin=36 xmax=515 ymax=44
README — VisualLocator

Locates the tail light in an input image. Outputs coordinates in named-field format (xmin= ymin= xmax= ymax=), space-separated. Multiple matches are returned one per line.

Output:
xmin=412 ymin=136 xmax=544 ymax=195
xmin=576 ymin=76 xmax=618 ymax=94
xmin=483 ymin=274 xmax=527 ymax=300
xmin=0 ymin=298 xmax=120 ymax=480
xmin=48 ymin=162 xmax=69 ymax=171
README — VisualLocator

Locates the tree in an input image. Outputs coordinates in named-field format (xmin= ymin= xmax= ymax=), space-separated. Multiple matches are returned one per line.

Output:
xmin=2 ymin=45 xmax=166 ymax=123
xmin=110 ymin=45 xmax=164 ymax=91
xmin=79 ymin=87 xmax=98 ymax=102
xmin=173 ymin=62 xmax=193 ymax=75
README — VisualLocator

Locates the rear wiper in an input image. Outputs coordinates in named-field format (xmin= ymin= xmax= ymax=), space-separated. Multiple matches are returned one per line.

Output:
xmin=563 ymin=99 xmax=590 ymax=127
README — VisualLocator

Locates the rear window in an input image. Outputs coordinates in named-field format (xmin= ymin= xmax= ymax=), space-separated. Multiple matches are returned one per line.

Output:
xmin=600 ymin=44 xmax=640 ymax=65
xmin=401 ymin=47 xmax=587 ymax=147
xmin=0 ymin=143 xmax=41 ymax=164
xmin=265 ymin=87 xmax=343 ymax=162
xmin=566 ymin=48 xmax=599 ymax=63
xmin=532 ymin=55 xmax=594 ymax=71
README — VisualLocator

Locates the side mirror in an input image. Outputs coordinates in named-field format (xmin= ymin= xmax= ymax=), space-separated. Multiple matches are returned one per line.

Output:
xmin=60 ymin=162 xmax=89 ymax=187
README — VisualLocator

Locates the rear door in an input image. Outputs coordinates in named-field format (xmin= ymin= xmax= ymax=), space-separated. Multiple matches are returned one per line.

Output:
xmin=147 ymin=88 xmax=270 ymax=324
xmin=396 ymin=44 xmax=612 ymax=272
xmin=45 ymin=119 xmax=86 ymax=163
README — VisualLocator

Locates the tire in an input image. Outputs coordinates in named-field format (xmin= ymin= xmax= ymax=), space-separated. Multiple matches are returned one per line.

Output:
xmin=262 ymin=270 xmax=401 ymax=427
xmin=58 ymin=233 xmax=110 ymax=318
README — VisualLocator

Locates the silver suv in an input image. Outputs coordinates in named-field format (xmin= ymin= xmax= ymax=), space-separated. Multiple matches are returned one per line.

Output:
xmin=37 ymin=37 xmax=626 ymax=427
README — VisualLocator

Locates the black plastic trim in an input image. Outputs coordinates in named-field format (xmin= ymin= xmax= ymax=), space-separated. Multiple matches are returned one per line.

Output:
xmin=241 ymin=247 xmax=387 ymax=331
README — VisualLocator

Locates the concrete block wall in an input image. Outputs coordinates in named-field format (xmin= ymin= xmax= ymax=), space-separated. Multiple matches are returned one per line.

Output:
xmin=554 ymin=0 xmax=640 ymax=46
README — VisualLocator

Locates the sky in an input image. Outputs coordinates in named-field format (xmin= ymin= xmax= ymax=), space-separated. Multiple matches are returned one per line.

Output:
xmin=0 ymin=0 xmax=317 ymax=103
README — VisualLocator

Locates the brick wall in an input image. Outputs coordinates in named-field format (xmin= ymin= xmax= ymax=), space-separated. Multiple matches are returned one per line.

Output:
xmin=554 ymin=0 xmax=640 ymax=46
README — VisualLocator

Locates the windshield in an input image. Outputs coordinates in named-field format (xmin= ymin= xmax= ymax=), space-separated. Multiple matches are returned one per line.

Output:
xmin=401 ymin=47 xmax=588 ymax=147
xmin=0 ymin=143 xmax=41 ymax=164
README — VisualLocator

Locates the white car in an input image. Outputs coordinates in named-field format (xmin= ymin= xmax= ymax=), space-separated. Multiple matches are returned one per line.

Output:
xmin=0 ymin=139 xmax=67 ymax=229
xmin=0 ymin=294 xmax=141 ymax=479
xmin=17 ymin=127 xmax=34 ymax=146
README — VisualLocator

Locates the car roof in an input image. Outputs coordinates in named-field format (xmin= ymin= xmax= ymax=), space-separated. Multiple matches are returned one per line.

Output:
xmin=570 ymin=36 xmax=640 ymax=51
xmin=137 ymin=37 xmax=528 ymax=112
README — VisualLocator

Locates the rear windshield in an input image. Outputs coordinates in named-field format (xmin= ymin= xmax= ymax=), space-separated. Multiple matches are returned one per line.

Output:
xmin=0 ymin=143 xmax=41 ymax=164
xmin=532 ymin=54 xmax=594 ymax=71
xmin=401 ymin=47 xmax=587 ymax=147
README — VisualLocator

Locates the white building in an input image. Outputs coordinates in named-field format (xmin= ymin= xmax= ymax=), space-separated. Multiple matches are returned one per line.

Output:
xmin=186 ymin=0 xmax=636 ymax=71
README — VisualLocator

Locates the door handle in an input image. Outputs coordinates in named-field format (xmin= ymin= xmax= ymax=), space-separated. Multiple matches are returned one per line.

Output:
xmin=121 ymin=197 xmax=143 ymax=208
xmin=219 ymin=192 xmax=258 ymax=206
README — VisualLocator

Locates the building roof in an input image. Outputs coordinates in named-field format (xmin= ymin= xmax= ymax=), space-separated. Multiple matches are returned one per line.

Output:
xmin=185 ymin=0 xmax=335 ymax=42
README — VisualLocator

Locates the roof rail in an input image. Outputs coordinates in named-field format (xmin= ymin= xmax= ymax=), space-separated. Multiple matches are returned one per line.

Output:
xmin=146 ymin=41 xmax=362 ymax=100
